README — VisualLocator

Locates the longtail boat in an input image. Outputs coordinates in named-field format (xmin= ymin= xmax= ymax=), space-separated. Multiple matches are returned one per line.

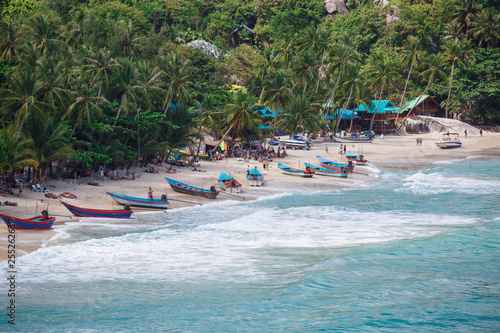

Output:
xmin=303 ymin=163 xmax=348 ymax=178
xmin=316 ymin=156 xmax=354 ymax=173
xmin=345 ymin=152 xmax=370 ymax=165
xmin=331 ymin=134 xmax=373 ymax=143
xmin=247 ymin=168 xmax=264 ymax=186
xmin=218 ymin=173 xmax=242 ymax=193
xmin=278 ymin=163 xmax=315 ymax=178
xmin=0 ymin=212 xmax=55 ymax=229
xmin=106 ymin=191 xmax=170 ymax=209
xmin=61 ymin=201 xmax=133 ymax=218
xmin=165 ymin=177 xmax=219 ymax=199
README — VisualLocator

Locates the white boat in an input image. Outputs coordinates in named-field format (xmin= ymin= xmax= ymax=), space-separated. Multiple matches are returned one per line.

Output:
xmin=435 ymin=132 xmax=462 ymax=149
xmin=331 ymin=135 xmax=373 ymax=143
xmin=278 ymin=137 xmax=310 ymax=150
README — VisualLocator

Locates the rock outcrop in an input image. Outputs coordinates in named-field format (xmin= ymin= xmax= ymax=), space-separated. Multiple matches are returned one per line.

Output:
xmin=186 ymin=40 xmax=223 ymax=59
xmin=373 ymin=0 xmax=400 ymax=23
xmin=325 ymin=0 xmax=350 ymax=18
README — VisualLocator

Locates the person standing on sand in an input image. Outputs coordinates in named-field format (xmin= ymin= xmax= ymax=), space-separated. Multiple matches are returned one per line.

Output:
xmin=480 ymin=129 xmax=483 ymax=136
xmin=148 ymin=187 xmax=153 ymax=201
xmin=246 ymin=165 xmax=250 ymax=176
xmin=464 ymin=129 xmax=467 ymax=138
xmin=325 ymin=144 xmax=328 ymax=154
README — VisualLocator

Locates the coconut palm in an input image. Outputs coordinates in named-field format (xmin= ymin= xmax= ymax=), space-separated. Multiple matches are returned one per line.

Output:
xmin=61 ymin=21 xmax=85 ymax=49
xmin=133 ymin=60 xmax=164 ymax=119
xmin=398 ymin=54 xmax=448 ymax=129
xmin=470 ymin=8 xmax=500 ymax=49
xmin=0 ymin=71 xmax=45 ymax=135
xmin=29 ymin=114 xmax=73 ymax=181
xmin=16 ymin=41 xmax=42 ymax=73
xmin=450 ymin=0 xmax=481 ymax=38
xmin=274 ymin=35 xmax=298 ymax=77
xmin=36 ymin=57 xmax=70 ymax=112
xmin=256 ymin=50 xmax=278 ymax=101
xmin=325 ymin=37 xmax=358 ymax=121
xmin=109 ymin=57 xmax=138 ymax=126
xmin=22 ymin=13 xmax=62 ymax=56
xmin=291 ymin=49 xmax=318 ymax=96
xmin=193 ymin=94 xmax=218 ymax=157
xmin=162 ymin=52 xmax=192 ymax=117
xmin=0 ymin=123 xmax=38 ymax=174
xmin=65 ymin=73 xmax=106 ymax=134
xmin=83 ymin=47 xmax=118 ymax=98
xmin=0 ymin=19 xmax=21 ymax=62
xmin=118 ymin=20 xmax=142 ymax=56
xmin=365 ymin=52 xmax=397 ymax=132
xmin=442 ymin=40 xmax=466 ymax=118
xmin=298 ymin=27 xmax=330 ymax=93
xmin=443 ymin=21 xmax=465 ymax=41
xmin=394 ymin=36 xmax=425 ymax=126
xmin=335 ymin=63 xmax=364 ymax=133
xmin=349 ymin=86 xmax=372 ymax=133
xmin=263 ymin=71 xmax=291 ymax=137
xmin=214 ymin=91 xmax=261 ymax=150
xmin=277 ymin=93 xmax=318 ymax=137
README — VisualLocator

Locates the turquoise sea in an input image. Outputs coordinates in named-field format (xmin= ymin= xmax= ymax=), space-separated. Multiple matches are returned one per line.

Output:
xmin=2 ymin=154 xmax=500 ymax=332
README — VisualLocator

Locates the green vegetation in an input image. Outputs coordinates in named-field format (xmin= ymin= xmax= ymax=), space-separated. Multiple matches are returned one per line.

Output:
xmin=0 ymin=0 xmax=498 ymax=179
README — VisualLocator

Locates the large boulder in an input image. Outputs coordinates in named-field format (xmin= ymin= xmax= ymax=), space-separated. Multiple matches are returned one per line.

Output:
xmin=325 ymin=0 xmax=350 ymax=17
xmin=405 ymin=118 xmax=431 ymax=134
xmin=186 ymin=40 xmax=223 ymax=59
xmin=373 ymin=0 xmax=400 ymax=23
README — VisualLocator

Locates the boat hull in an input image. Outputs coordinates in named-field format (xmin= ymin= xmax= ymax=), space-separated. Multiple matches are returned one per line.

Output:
xmin=165 ymin=178 xmax=219 ymax=199
xmin=0 ymin=213 xmax=55 ymax=229
xmin=303 ymin=163 xmax=348 ymax=178
xmin=61 ymin=201 xmax=133 ymax=218
xmin=435 ymin=141 xmax=462 ymax=148
xmin=218 ymin=173 xmax=242 ymax=193
xmin=247 ymin=169 xmax=264 ymax=186
xmin=107 ymin=192 xmax=170 ymax=209
xmin=332 ymin=136 xmax=373 ymax=143
xmin=278 ymin=163 xmax=315 ymax=178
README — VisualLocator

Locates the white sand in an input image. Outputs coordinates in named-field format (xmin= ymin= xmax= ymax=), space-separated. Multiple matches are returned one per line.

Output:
xmin=1 ymin=130 xmax=499 ymax=260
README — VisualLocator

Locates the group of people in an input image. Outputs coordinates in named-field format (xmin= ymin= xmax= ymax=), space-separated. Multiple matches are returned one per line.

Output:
xmin=416 ymin=137 xmax=423 ymax=146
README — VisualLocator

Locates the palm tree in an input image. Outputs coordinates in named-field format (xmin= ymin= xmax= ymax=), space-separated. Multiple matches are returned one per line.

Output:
xmin=470 ymin=8 xmax=500 ymax=49
xmin=0 ymin=123 xmax=38 ymax=174
xmin=0 ymin=19 xmax=21 ymax=62
xmin=442 ymin=40 xmax=465 ymax=118
xmin=109 ymin=57 xmax=138 ymax=126
xmin=117 ymin=20 xmax=142 ymax=56
xmin=349 ymin=86 xmax=372 ymax=133
xmin=443 ymin=21 xmax=465 ymax=41
xmin=365 ymin=52 xmax=397 ymax=132
xmin=325 ymin=38 xmax=358 ymax=121
xmin=29 ymin=114 xmax=73 ymax=181
xmin=162 ymin=52 xmax=192 ymax=117
xmin=0 ymin=71 xmax=45 ymax=135
xmin=22 ymin=13 xmax=62 ymax=56
xmin=335 ymin=63 xmax=363 ymax=133
xmin=394 ymin=36 xmax=425 ymax=126
xmin=61 ymin=21 xmax=85 ymax=49
xmin=275 ymin=35 xmax=298 ymax=77
xmin=298 ymin=27 xmax=330 ymax=93
xmin=36 ymin=57 xmax=69 ymax=111
xmin=193 ymin=94 xmax=218 ymax=157
xmin=291 ymin=49 xmax=318 ymax=96
xmin=214 ymin=91 xmax=260 ymax=151
xmin=65 ymin=73 xmax=106 ymax=134
xmin=257 ymin=50 xmax=277 ymax=101
xmin=450 ymin=0 xmax=481 ymax=38
xmin=16 ymin=41 xmax=41 ymax=73
xmin=398 ymin=54 xmax=448 ymax=130
xmin=133 ymin=60 xmax=164 ymax=119
xmin=277 ymin=93 xmax=318 ymax=137
xmin=84 ymin=47 xmax=117 ymax=98
xmin=263 ymin=71 xmax=291 ymax=137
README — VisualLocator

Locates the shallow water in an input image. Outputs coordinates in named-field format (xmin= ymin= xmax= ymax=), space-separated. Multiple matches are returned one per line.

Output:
xmin=2 ymin=157 xmax=499 ymax=332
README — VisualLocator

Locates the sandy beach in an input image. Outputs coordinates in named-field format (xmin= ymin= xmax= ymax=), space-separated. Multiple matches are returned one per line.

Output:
xmin=1 ymin=130 xmax=499 ymax=260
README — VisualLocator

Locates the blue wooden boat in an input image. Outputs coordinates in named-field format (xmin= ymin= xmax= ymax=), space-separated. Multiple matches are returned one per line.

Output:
xmin=247 ymin=168 xmax=264 ymax=186
xmin=61 ymin=201 xmax=133 ymax=218
xmin=218 ymin=173 xmax=242 ymax=193
xmin=278 ymin=163 xmax=315 ymax=178
xmin=165 ymin=177 xmax=219 ymax=199
xmin=345 ymin=152 xmax=370 ymax=165
xmin=0 ymin=212 xmax=55 ymax=229
xmin=316 ymin=155 xmax=354 ymax=173
xmin=303 ymin=163 xmax=348 ymax=178
xmin=106 ymin=191 xmax=170 ymax=209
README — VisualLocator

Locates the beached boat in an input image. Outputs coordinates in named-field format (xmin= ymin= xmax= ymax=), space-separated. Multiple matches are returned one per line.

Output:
xmin=0 ymin=212 xmax=55 ymax=229
xmin=278 ymin=163 xmax=315 ymax=178
xmin=303 ymin=163 xmax=348 ymax=178
xmin=332 ymin=135 xmax=373 ymax=143
xmin=165 ymin=177 xmax=219 ymax=199
xmin=316 ymin=156 xmax=354 ymax=173
xmin=345 ymin=152 xmax=370 ymax=165
xmin=61 ymin=201 xmax=133 ymax=218
xmin=106 ymin=191 xmax=170 ymax=209
xmin=247 ymin=168 xmax=264 ymax=186
xmin=172 ymin=149 xmax=209 ymax=160
xmin=435 ymin=132 xmax=462 ymax=149
xmin=278 ymin=138 xmax=310 ymax=150
xmin=218 ymin=173 xmax=242 ymax=193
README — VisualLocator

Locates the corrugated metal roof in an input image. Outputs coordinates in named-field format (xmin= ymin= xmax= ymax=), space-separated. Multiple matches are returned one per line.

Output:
xmin=356 ymin=100 xmax=399 ymax=113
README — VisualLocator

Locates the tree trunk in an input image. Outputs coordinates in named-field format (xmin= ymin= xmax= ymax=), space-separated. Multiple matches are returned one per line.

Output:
xmin=211 ymin=123 xmax=235 ymax=154
xmin=259 ymin=87 xmax=265 ymax=101
xmin=113 ymin=105 xmax=123 ymax=126
xmin=163 ymin=89 xmax=174 ymax=116
xmin=335 ymin=84 xmax=354 ymax=134
xmin=398 ymin=84 xmax=430 ymax=131
xmin=369 ymin=83 xmax=385 ymax=132
xmin=445 ymin=59 xmax=456 ymax=119
xmin=395 ymin=59 xmax=414 ymax=127
xmin=325 ymin=64 xmax=343 ymax=123
xmin=315 ymin=48 xmax=326 ymax=94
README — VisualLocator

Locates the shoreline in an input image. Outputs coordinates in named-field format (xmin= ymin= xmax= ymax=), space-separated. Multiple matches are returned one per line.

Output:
xmin=1 ymin=131 xmax=499 ymax=260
